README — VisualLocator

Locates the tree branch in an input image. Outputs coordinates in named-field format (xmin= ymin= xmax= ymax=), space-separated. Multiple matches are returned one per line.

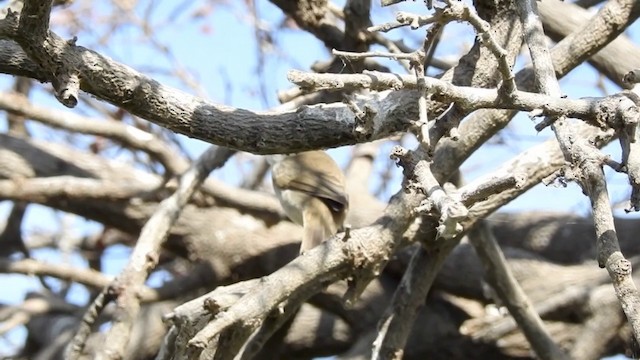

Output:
xmin=70 ymin=146 xmax=235 ymax=360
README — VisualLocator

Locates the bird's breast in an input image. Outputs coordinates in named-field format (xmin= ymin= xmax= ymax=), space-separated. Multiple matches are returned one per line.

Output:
xmin=274 ymin=188 xmax=308 ymax=226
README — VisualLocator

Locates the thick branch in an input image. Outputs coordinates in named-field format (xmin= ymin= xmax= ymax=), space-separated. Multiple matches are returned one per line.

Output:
xmin=183 ymin=183 xmax=424 ymax=357
xmin=0 ymin=31 xmax=411 ymax=154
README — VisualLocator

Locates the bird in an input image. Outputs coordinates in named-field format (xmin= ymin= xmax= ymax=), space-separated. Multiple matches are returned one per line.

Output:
xmin=267 ymin=151 xmax=349 ymax=253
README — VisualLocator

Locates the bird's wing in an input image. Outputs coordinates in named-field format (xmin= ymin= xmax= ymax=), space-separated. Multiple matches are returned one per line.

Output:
xmin=287 ymin=173 xmax=348 ymax=209
xmin=272 ymin=151 xmax=348 ymax=208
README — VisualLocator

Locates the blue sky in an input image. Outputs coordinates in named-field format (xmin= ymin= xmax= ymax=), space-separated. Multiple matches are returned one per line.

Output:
xmin=0 ymin=0 xmax=639 ymax=356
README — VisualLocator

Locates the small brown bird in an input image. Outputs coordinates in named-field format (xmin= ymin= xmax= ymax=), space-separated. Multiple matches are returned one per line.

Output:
xmin=268 ymin=151 xmax=349 ymax=253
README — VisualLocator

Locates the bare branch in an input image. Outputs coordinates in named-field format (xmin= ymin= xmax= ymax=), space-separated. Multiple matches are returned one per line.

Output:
xmin=518 ymin=0 xmax=640 ymax=345
xmin=0 ymin=91 xmax=189 ymax=175
xmin=0 ymin=258 xmax=111 ymax=289
xmin=290 ymin=69 xmax=638 ymax=130
xmin=469 ymin=223 xmax=569 ymax=360
xmin=70 ymin=146 xmax=236 ymax=360
xmin=0 ymin=33 xmax=410 ymax=154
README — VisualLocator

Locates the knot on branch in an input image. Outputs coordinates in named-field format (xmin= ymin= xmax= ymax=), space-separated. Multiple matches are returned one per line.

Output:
xmin=592 ymin=94 xmax=639 ymax=132
xmin=341 ymin=229 xmax=389 ymax=306
xmin=622 ymin=69 xmax=640 ymax=88
xmin=346 ymin=97 xmax=377 ymax=140
xmin=5 ymin=8 xmax=19 ymax=23
xmin=606 ymin=255 xmax=632 ymax=279
xmin=442 ymin=1 xmax=467 ymax=20
xmin=389 ymin=145 xmax=417 ymax=180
